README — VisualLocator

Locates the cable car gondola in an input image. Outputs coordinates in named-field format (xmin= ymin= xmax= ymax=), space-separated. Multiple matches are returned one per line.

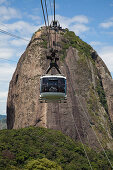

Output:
xmin=39 ymin=74 xmax=67 ymax=102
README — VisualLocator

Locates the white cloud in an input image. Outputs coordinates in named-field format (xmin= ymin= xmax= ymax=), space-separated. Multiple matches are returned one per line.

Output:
xmin=0 ymin=48 xmax=16 ymax=59
xmin=0 ymin=63 xmax=14 ymax=115
xmin=10 ymin=39 xmax=28 ymax=47
xmin=0 ymin=91 xmax=8 ymax=115
xmin=0 ymin=63 xmax=16 ymax=81
xmin=0 ymin=6 xmax=21 ymax=21
xmin=0 ymin=100 xmax=6 ymax=103
xmin=0 ymin=91 xmax=8 ymax=99
xmin=0 ymin=34 xmax=11 ymax=47
xmin=90 ymin=41 xmax=103 ymax=46
xmin=55 ymin=15 xmax=89 ymax=35
xmin=100 ymin=18 xmax=113 ymax=28
xmin=70 ymin=24 xmax=89 ymax=35
xmin=98 ymin=46 xmax=113 ymax=73
xmin=0 ymin=108 xmax=6 ymax=115
xmin=28 ymin=15 xmax=41 ymax=21
xmin=100 ymin=21 xmax=113 ymax=28
xmin=5 ymin=21 xmax=39 ymax=37
xmin=0 ymin=0 xmax=7 ymax=5
xmin=71 ymin=15 xmax=89 ymax=24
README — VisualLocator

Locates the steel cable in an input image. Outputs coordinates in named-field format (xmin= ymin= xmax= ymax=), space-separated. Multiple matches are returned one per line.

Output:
xmin=0 ymin=28 xmax=29 ymax=41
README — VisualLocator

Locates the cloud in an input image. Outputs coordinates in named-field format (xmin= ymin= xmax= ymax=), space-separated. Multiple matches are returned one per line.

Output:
xmin=0 ymin=48 xmax=16 ymax=59
xmin=0 ymin=63 xmax=15 ymax=115
xmin=89 ymin=41 xmax=104 ymax=46
xmin=5 ymin=21 xmax=39 ymax=37
xmin=0 ymin=108 xmax=6 ymax=115
xmin=0 ymin=91 xmax=8 ymax=115
xmin=100 ymin=21 xmax=113 ymax=28
xmin=0 ymin=63 xmax=16 ymax=81
xmin=100 ymin=18 xmax=113 ymax=28
xmin=0 ymin=34 xmax=27 ymax=60
xmin=28 ymin=15 xmax=41 ymax=21
xmin=55 ymin=15 xmax=90 ymax=35
xmin=70 ymin=24 xmax=89 ymax=35
xmin=0 ymin=91 xmax=8 ymax=99
xmin=0 ymin=0 xmax=7 ymax=5
xmin=0 ymin=6 xmax=21 ymax=21
xmin=10 ymin=39 xmax=28 ymax=47
xmin=0 ymin=34 xmax=11 ymax=46
xmin=98 ymin=46 xmax=113 ymax=73
xmin=71 ymin=15 xmax=89 ymax=24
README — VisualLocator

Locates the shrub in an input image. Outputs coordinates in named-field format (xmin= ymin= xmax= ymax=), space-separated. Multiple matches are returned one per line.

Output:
xmin=24 ymin=158 xmax=62 ymax=170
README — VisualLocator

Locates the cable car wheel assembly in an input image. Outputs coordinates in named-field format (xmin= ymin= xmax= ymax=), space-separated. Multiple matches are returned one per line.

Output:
xmin=39 ymin=0 xmax=67 ymax=103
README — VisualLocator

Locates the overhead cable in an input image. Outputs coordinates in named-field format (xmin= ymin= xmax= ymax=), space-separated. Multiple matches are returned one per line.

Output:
xmin=75 ymin=55 xmax=113 ymax=168
xmin=54 ymin=0 xmax=55 ymax=22
xmin=73 ymin=116 xmax=93 ymax=170
xmin=41 ymin=0 xmax=47 ymax=26
xmin=76 ymin=94 xmax=113 ymax=169
xmin=44 ymin=0 xmax=49 ymax=26
xmin=0 ymin=28 xmax=29 ymax=42
xmin=0 ymin=58 xmax=17 ymax=63
xmin=49 ymin=0 xmax=53 ymax=20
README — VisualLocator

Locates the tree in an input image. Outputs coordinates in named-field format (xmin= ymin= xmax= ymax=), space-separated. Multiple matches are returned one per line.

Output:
xmin=24 ymin=158 xmax=62 ymax=170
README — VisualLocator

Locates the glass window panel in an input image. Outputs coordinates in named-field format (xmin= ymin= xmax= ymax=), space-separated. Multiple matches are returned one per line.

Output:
xmin=41 ymin=77 xmax=66 ymax=93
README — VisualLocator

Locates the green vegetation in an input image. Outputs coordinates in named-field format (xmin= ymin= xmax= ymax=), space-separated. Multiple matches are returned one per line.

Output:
xmin=96 ymin=79 xmax=108 ymax=113
xmin=0 ymin=126 xmax=113 ymax=169
xmin=39 ymin=40 xmax=48 ymax=49
xmin=87 ymin=86 xmax=110 ymax=140
xmin=24 ymin=158 xmax=62 ymax=170
xmin=60 ymin=29 xmax=93 ymax=61
xmin=87 ymin=87 xmax=99 ymax=117
xmin=39 ymin=33 xmax=48 ymax=48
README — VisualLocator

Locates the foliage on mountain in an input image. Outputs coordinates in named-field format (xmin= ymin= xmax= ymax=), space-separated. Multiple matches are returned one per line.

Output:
xmin=0 ymin=126 xmax=113 ymax=169
xmin=60 ymin=29 xmax=93 ymax=61
xmin=24 ymin=158 xmax=62 ymax=170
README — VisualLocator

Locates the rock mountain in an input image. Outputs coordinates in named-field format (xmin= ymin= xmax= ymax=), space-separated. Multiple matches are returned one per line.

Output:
xmin=7 ymin=27 xmax=113 ymax=150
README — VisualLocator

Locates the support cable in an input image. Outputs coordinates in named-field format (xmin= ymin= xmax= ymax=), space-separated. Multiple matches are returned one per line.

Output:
xmin=41 ymin=0 xmax=47 ymax=26
xmin=41 ymin=0 xmax=51 ymax=49
xmin=53 ymin=0 xmax=57 ymax=52
xmin=44 ymin=0 xmax=51 ymax=48
xmin=49 ymin=0 xmax=53 ymax=20
xmin=71 ymin=110 xmax=93 ymax=169
xmin=0 ymin=28 xmax=29 ymax=41
xmin=77 ymin=55 xmax=113 ymax=168
xmin=54 ymin=0 xmax=55 ymax=22
xmin=76 ymin=94 xmax=113 ymax=169
xmin=0 ymin=58 xmax=17 ymax=63
xmin=44 ymin=0 xmax=49 ymax=26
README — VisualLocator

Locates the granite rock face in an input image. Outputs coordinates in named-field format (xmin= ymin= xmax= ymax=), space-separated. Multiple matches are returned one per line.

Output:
xmin=7 ymin=27 xmax=113 ymax=149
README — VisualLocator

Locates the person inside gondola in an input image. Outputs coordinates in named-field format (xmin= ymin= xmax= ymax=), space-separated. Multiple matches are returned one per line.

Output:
xmin=58 ymin=78 xmax=65 ymax=93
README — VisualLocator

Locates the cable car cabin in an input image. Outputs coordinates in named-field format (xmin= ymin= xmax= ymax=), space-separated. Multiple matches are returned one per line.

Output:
xmin=39 ymin=75 xmax=67 ymax=103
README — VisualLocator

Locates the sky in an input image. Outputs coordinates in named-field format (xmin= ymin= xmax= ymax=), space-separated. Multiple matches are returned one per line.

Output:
xmin=0 ymin=0 xmax=113 ymax=115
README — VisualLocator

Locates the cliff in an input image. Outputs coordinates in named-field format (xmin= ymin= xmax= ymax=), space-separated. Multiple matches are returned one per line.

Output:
xmin=7 ymin=27 xmax=113 ymax=150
